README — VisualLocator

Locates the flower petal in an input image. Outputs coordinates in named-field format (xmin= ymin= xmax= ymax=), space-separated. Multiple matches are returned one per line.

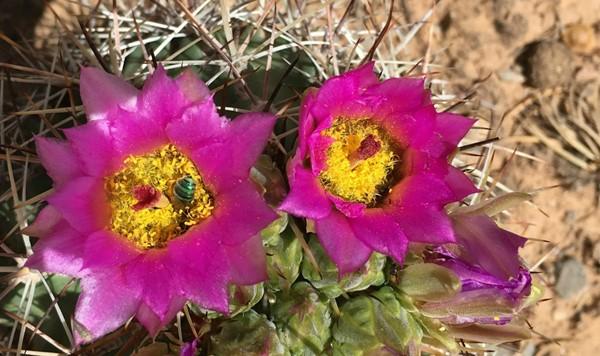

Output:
xmin=35 ymin=136 xmax=82 ymax=185
xmin=47 ymin=176 xmax=109 ymax=234
xmin=394 ymin=204 xmax=455 ymax=244
xmin=110 ymin=107 xmax=169 ymax=157
xmin=453 ymin=214 xmax=527 ymax=280
xmin=165 ymin=98 xmax=226 ymax=152
xmin=349 ymin=210 xmax=408 ymax=264
xmin=366 ymin=77 xmax=429 ymax=115
xmin=25 ymin=222 xmax=85 ymax=277
xmin=138 ymin=66 xmax=187 ymax=126
xmin=22 ymin=205 xmax=61 ymax=237
xmin=79 ymin=67 xmax=138 ymax=122
xmin=390 ymin=174 xmax=454 ymax=207
xmin=279 ymin=165 xmax=332 ymax=220
xmin=175 ymin=68 xmax=211 ymax=103
xmin=64 ymin=119 xmax=117 ymax=177
xmin=74 ymin=270 xmax=140 ymax=344
xmin=82 ymin=230 xmax=140 ymax=270
xmin=224 ymin=234 xmax=267 ymax=285
xmin=135 ymin=297 xmax=186 ymax=337
xmin=445 ymin=166 xmax=478 ymax=201
xmin=314 ymin=210 xmax=373 ymax=275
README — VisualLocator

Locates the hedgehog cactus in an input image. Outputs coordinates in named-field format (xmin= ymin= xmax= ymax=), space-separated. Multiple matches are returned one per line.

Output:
xmin=0 ymin=1 xmax=542 ymax=355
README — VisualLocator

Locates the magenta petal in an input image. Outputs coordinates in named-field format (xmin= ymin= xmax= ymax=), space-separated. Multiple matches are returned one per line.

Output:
xmin=349 ymin=211 xmax=408 ymax=264
xmin=315 ymin=210 xmax=373 ymax=275
xmin=124 ymin=252 xmax=177 ymax=319
xmin=391 ymin=174 xmax=454 ymax=207
xmin=224 ymin=234 xmax=268 ymax=285
xmin=176 ymin=68 xmax=211 ymax=103
xmin=279 ymin=166 xmax=331 ymax=219
xmin=135 ymin=297 xmax=186 ymax=336
xmin=64 ymin=119 xmax=116 ymax=177
xmin=35 ymin=136 xmax=82 ymax=185
xmin=165 ymin=99 xmax=226 ymax=153
xmin=297 ymin=90 xmax=317 ymax=159
xmin=74 ymin=271 xmax=140 ymax=344
xmin=82 ymin=230 xmax=139 ymax=269
xmin=26 ymin=222 xmax=85 ymax=277
xmin=394 ymin=205 xmax=455 ymax=244
xmin=80 ymin=67 xmax=138 ymax=122
xmin=138 ymin=66 xmax=187 ymax=126
xmin=435 ymin=112 xmax=476 ymax=147
xmin=23 ymin=205 xmax=61 ymax=237
xmin=453 ymin=214 xmax=527 ymax=280
xmin=211 ymin=182 xmax=278 ymax=246
xmin=445 ymin=166 xmax=478 ymax=201
xmin=47 ymin=177 xmax=109 ymax=234
xmin=380 ymin=104 xmax=436 ymax=148
xmin=110 ymin=107 xmax=169 ymax=157
xmin=366 ymin=77 xmax=428 ymax=115
xmin=330 ymin=195 xmax=365 ymax=218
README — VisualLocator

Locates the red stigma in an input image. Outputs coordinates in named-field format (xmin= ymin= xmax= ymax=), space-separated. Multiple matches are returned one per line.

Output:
xmin=132 ymin=185 xmax=161 ymax=211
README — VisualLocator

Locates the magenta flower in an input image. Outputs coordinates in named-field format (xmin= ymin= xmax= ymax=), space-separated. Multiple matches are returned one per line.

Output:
xmin=279 ymin=63 xmax=477 ymax=274
xmin=26 ymin=66 xmax=277 ymax=343
xmin=422 ymin=215 xmax=532 ymax=325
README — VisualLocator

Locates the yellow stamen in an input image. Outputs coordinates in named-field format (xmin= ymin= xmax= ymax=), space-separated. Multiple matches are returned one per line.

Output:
xmin=319 ymin=118 xmax=399 ymax=205
xmin=105 ymin=144 xmax=214 ymax=249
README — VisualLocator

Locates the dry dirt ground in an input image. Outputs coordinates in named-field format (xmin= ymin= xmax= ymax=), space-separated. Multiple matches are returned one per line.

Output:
xmin=3 ymin=0 xmax=600 ymax=355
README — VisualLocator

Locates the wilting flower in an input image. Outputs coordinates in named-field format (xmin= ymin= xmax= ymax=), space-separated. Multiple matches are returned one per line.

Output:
xmin=422 ymin=214 xmax=532 ymax=325
xmin=26 ymin=66 xmax=276 ymax=342
xmin=280 ymin=63 xmax=477 ymax=274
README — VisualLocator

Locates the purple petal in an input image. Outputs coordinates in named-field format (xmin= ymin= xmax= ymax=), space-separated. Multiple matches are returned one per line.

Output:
xmin=329 ymin=195 xmax=365 ymax=218
xmin=22 ymin=205 xmax=61 ymax=237
xmin=165 ymin=98 xmax=226 ymax=152
xmin=389 ymin=174 xmax=454 ymax=207
xmin=224 ymin=234 xmax=268 ymax=285
xmin=279 ymin=165 xmax=332 ymax=220
xmin=110 ymin=106 xmax=169 ymax=158
xmin=25 ymin=222 xmax=85 ymax=277
xmin=349 ymin=210 xmax=408 ymax=264
xmin=80 ymin=67 xmax=138 ymax=122
xmin=393 ymin=204 xmax=455 ymax=244
xmin=315 ymin=210 xmax=373 ymax=275
xmin=135 ymin=297 xmax=186 ymax=336
xmin=209 ymin=182 xmax=278 ymax=246
xmin=445 ymin=166 xmax=478 ymax=201
xmin=35 ymin=136 xmax=82 ymax=185
xmin=378 ymin=104 xmax=436 ymax=149
xmin=47 ymin=177 xmax=109 ymax=234
xmin=296 ymin=89 xmax=318 ymax=159
xmin=74 ymin=270 xmax=140 ymax=344
xmin=365 ymin=77 xmax=429 ymax=116
xmin=453 ymin=214 xmax=527 ymax=280
xmin=436 ymin=112 xmax=476 ymax=147
xmin=176 ymin=68 xmax=210 ymax=103
xmin=82 ymin=230 xmax=140 ymax=270
xmin=64 ymin=119 xmax=117 ymax=177
xmin=180 ymin=340 xmax=198 ymax=356
xmin=138 ymin=66 xmax=187 ymax=126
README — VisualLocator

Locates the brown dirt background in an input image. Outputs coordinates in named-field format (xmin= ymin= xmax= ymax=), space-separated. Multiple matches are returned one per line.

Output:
xmin=2 ymin=0 xmax=600 ymax=355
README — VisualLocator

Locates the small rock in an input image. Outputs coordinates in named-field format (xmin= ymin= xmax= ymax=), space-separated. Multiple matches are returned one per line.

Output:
xmin=523 ymin=41 xmax=574 ymax=89
xmin=554 ymin=258 xmax=587 ymax=298
xmin=562 ymin=23 xmax=597 ymax=55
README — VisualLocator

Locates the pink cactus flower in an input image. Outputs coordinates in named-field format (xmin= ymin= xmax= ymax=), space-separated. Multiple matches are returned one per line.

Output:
xmin=26 ymin=66 xmax=277 ymax=343
xmin=280 ymin=63 xmax=477 ymax=274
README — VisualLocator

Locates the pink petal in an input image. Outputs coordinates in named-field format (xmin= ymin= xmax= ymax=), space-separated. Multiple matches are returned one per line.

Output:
xmin=378 ymin=104 xmax=436 ymax=149
xmin=25 ymin=222 xmax=85 ymax=277
xmin=22 ymin=205 xmax=61 ymax=237
xmin=74 ymin=270 xmax=140 ymax=344
xmin=435 ymin=112 xmax=476 ymax=147
xmin=349 ymin=210 xmax=408 ymax=264
xmin=279 ymin=165 xmax=332 ymax=220
xmin=365 ymin=77 xmax=429 ymax=116
xmin=445 ymin=166 xmax=478 ymax=201
xmin=296 ymin=89 xmax=318 ymax=159
xmin=209 ymin=182 xmax=278 ymax=246
xmin=393 ymin=204 xmax=455 ymax=244
xmin=390 ymin=174 xmax=454 ymax=207
xmin=47 ymin=177 xmax=109 ymax=234
xmin=138 ymin=66 xmax=187 ymax=126
xmin=35 ymin=136 xmax=82 ymax=185
xmin=82 ymin=230 xmax=140 ymax=269
xmin=224 ymin=234 xmax=267 ymax=285
xmin=165 ymin=99 xmax=227 ymax=154
xmin=168 ymin=235 xmax=230 ymax=313
xmin=80 ymin=67 xmax=138 ymax=122
xmin=110 ymin=106 xmax=169 ymax=158
xmin=330 ymin=195 xmax=365 ymax=218
xmin=124 ymin=251 xmax=177 ymax=319
xmin=314 ymin=210 xmax=373 ymax=275
xmin=453 ymin=214 xmax=527 ymax=280
xmin=176 ymin=68 xmax=211 ymax=103
xmin=308 ymin=132 xmax=334 ymax=175
xmin=135 ymin=297 xmax=186 ymax=336
xmin=64 ymin=119 xmax=117 ymax=177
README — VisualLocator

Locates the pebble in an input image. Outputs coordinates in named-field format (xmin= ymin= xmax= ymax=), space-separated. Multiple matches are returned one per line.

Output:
xmin=554 ymin=258 xmax=587 ymax=298
xmin=524 ymin=41 xmax=574 ymax=89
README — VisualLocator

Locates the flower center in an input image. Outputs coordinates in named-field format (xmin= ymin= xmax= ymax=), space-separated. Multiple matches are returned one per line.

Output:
xmin=319 ymin=118 xmax=399 ymax=205
xmin=105 ymin=144 xmax=214 ymax=249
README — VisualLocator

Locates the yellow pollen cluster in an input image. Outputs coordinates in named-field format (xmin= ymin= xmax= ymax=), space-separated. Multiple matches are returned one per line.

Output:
xmin=319 ymin=118 xmax=398 ymax=205
xmin=105 ymin=144 xmax=214 ymax=249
